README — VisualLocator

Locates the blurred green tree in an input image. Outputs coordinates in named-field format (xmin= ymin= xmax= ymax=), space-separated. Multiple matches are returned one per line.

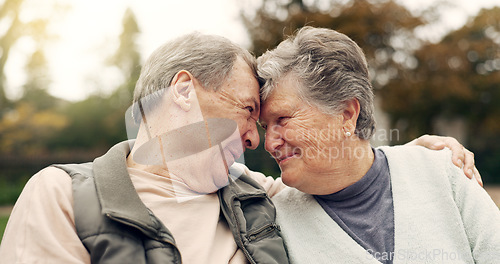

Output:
xmin=0 ymin=0 xmax=68 ymax=155
xmin=0 ymin=102 xmax=67 ymax=155
xmin=0 ymin=0 xmax=64 ymax=111
xmin=109 ymin=7 xmax=141 ymax=95
xmin=49 ymin=8 xmax=141 ymax=152
xmin=2 ymin=47 xmax=69 ymax=155
xmin=242 ymin=0 xmax=430 ymax=78
xmin=22 ymin=49 xmax=62 ymax=111
xmin=0 ymin=0 xmax=24 ymax=109
xmin=106 ymin=8 xmax=141 ymax=144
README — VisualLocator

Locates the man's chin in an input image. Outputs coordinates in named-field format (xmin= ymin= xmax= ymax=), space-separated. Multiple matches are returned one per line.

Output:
xmin=185 ymin=173 xmax=230 ymax=195
xmin=215 ymin=177 xmax=230 ymax=190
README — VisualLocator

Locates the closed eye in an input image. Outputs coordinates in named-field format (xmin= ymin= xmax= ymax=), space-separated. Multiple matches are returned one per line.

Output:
xmin=257 ymin=121 xmax=267 ymax=130
xmin=277 ymin=117 xmax=289 ymax=125
xmin=245 ymin=106 xmax=254 ymax=113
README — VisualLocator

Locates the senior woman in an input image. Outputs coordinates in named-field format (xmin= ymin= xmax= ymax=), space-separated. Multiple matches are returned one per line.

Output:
xmin=257 ymin=26 xmax=500 ymax=264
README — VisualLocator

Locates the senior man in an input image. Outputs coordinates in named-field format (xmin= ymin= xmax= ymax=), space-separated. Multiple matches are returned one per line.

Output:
xmin=258 ymin=26 xmax=500 ymax=264
xmin=1 ymin=32 xmax=288 ymax=264
xmin=0 ymin=31 xmax=479 ymax=264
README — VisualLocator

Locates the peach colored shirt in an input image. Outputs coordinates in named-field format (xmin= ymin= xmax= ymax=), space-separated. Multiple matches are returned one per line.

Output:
xmin=0 ymin=164 xmax=285 ymax=264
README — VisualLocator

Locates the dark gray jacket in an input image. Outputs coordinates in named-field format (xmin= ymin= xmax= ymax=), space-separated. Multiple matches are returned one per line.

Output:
xmin=55 ymin=141 xmax=289 ymax=264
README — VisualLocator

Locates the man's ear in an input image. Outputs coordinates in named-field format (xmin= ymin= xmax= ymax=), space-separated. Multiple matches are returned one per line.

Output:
xmin=342 ymin=98 xmax=360 ymax=133
xmin=170 ymin=70 xmax=195 ymax=112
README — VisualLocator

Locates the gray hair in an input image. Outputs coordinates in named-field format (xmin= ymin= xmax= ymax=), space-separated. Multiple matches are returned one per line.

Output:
xmin=257 ymin=26 xmax=375 ymax=140
xmin=132 ymin=32 xmax=257 ymax=123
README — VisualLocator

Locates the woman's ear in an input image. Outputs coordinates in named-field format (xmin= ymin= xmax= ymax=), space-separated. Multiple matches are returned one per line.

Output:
xmin=170 ymin=70 xmax=194 ymax=112
xmin=342 ymin=98 xmax=360 ymax=133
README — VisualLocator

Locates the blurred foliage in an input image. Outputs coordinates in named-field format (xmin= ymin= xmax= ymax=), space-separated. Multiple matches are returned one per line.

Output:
xmin=0 ymin=0 xmax=66 ymax=155
xmin=0 ymin=0 xmax=25 ymax=109
xmin=242 ymin=0 xmax=500 ymax=183
xmin=0 ymin=102 xmax=67 ymax=154
xmin=0 ymin=0 xmax=64 ymax=111
xmin=110 ymin=7 xmax=142 ymax=93
xmin=0 ymin=215 xmax=9 ymax=240
xmin=380 ymin=7 xmax=500 ymax=183
xmin=380 ymin=7 xmax=500 ymax=139
xmin=0 ymin=6 xmax=140 ymax=152
xmin=0 ymin=6 xmax=141 ymax=205
xmin=49 ymin=8 xmax=141 ymax=152
xmin=243 ymin=0 xmax=427 ymax=72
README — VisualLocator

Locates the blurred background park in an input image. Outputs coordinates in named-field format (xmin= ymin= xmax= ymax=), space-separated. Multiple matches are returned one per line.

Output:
xmin=0 ymin=0 xmax=499 ymax=239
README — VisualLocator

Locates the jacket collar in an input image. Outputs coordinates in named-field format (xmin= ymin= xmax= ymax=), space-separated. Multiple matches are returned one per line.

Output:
xmin=92 ymin=140 xmax=163 ymax=236
xmin=221 ymin=174 xmax=268 ymax=202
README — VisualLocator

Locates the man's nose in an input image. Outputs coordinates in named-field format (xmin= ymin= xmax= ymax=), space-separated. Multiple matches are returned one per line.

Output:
xmin=243 ymin=121 xmax=260 ymax=150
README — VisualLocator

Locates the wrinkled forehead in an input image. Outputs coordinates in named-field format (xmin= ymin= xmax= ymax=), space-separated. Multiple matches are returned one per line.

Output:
xmin=260 ymin=73 xmax=301 ymax=105
xmin=258 ymin=98 xmax=274 ymax=123
xmin=227 ymin=59 xmax=261 ymax=97
xmin=258 ymin=86 xmax=299 ymax=125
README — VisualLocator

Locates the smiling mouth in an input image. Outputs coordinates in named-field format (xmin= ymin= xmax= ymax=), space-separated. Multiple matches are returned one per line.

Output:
xmin=276 ymin=153 xmax=297 ymax=164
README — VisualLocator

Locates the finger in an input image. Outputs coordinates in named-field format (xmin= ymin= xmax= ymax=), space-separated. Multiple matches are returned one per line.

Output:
xmin=407 ymin=135 xmax=446 ymax=149
xmin=447 ymin=139 xmax=465 ymax=169
xmin=462 ymin=148 xmax=475 ymax=179
xmin=464 ymin=168 xmax=473 ymax=179
xmin=423 ymin=135 xmax=447 ymax=150
xmin=473 ymin=167 xmax=483 ymax=187
xmin=430 ymin=141 xmax=446 ymax=150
